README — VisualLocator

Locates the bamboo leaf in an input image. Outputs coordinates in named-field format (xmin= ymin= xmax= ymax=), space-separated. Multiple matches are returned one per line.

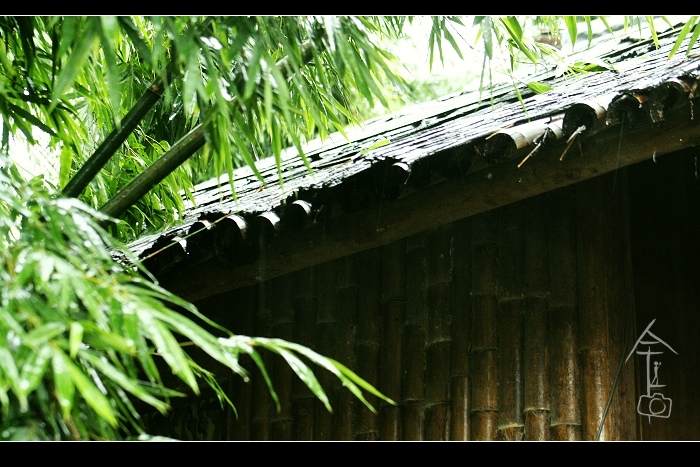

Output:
xmin=275 ymin=347 xmax=332 ymax=412
xmin=645 ymin=16 xmax=659 ymax=50
xmin=563 ymin=16 xmax=578 ymax=49
xmin=51 ymin=20 xmax=97 ymax=110
xmin=686 ymin=18 xmax=700 ymax=56
xmin=6 ymin=103 xmax=57 ymax=137
xmin=79 ymin=350 xmax=170 ymax=414
xmin=17 ymin=344 xmax=52 ymax=402
xmin=51 ymin=350 xmax=75 ymax=418
xmin=69 ymin=322 xmax=83 ymax=359
xmin=98 ymin=16 xmax=122 ymax=125
xmin=527 ymin=81 xmax=552 ymax=94
xmin=136 ymin=309 xmax=198 ymax=393
xmin=57 ymin=349 xmax=117 ymax=426
xmin=668 ymin=16 xmax=698 ymax=59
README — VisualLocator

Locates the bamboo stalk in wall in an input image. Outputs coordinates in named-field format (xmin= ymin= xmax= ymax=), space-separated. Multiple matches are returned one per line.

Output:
xmin=547 ymin=188 xmax=581 ymax=440
xmin=450 ymin=217 xmax=472 ymax=440
xmin=402 ymin=233 xmax=428 ymax=440
xmin=251 ymin=282 xmax=273 ymax=440
xmin=497 ymin=203 xmax=525 ymax=441
xmin=379 ymin=239 xmax=405 ymax=440
xmin=333 ymin=255 xmax=359 ymax=440
xmin=598 ymin=170 xmax=637 ymax=441
xmin=425 ymin=225 xmax=453 ymax=440
xmin=314 ymin=260 xmax=338 ymax=440
xmin=470 ymin=210 xmax=499 ymax=440
xmin=576 ymin=177 xmax=613 ymax=440
xmin=269 ymin=275 xmax=295 ymax=440
xmin=292 ymin=267 xmax=317 ymax=441
xmin=227 ymin=286 xmax=257 ymax=440
xmin=355 ymin=248 xmax=382 ymax=440
xmin=522 ymin=197 xmax=551 ymax=441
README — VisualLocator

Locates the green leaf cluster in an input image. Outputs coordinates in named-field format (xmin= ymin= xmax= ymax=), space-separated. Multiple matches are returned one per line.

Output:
xmin=0 ymin=157 xmax=391 ymax=440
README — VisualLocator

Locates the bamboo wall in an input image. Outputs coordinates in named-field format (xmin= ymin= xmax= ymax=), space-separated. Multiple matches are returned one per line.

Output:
xmin=148 ymin=170 xmax=649 ymax=440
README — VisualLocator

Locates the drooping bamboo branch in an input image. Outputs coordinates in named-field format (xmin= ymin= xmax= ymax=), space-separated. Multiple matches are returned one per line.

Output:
xmin=99 ymin=125 xmax=205 ymax=219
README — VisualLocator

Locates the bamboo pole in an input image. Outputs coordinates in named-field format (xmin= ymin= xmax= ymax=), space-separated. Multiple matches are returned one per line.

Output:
xmin=576 ymin=176 xmax=613 ymax=440
xmin=522 ymin=197 xmax=551 ymax=440
xmin=402 ymin=233 xmax=428 ymax=440
xmin=269 ymin=275 xmax=294 ymax=440
xmin=314 ymin=260 xmax=338 ymax=440
xmin=600 ymin=169 xmax=637 ymax=440
xmin=496 ymin=203 xmax=525 ymax=441
xmin=379 ymin=239 xmax=406 ymax=440
xmin=62 ymin=75 xmax=166 ymax=198
xmin=291 ymin=267 xmax=316 ymax=441
xmin=450 ymin=217 xmax=472 ymax=440
xmin=224 ymin=286 xmax=257 ymax=440
xmin=425 ymin=225 xmax=453 ymax=440
xmin=470 ymin=210 xmax=499 ymax=440
xmin=99 ymin=125 xmax=206 ymax=220
xmin=333 ymin=255 xmax=359 ymax=440
xmin=355 ymin=248 xmax=382 ymax=440
xmin=547 ymin=187 xmax=582 ymax=440
xmin=251 ymin=282 xmax=272 ymax=440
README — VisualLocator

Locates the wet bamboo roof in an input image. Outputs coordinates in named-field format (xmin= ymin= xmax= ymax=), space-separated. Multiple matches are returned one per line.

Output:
xmin=127 ymin=25 xmax=700 ymax=285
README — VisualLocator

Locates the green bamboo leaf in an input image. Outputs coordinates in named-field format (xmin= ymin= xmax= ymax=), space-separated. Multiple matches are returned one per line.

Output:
xmin=51 ymin=20 xmax=97 ymax=111
xmin=442 ymin=25 xmax=463 ymax=59
xmin=243 ymin=42 xmax=265 ymax=101
xmin=57 ymin=349 xmax=117 ymax=426
xmin=645 ymin=16 xmax=659 ymax=50
xmin=5 ymin=103 xmax=57 ymax=137
xmin=58 ymin=145 xmax=73 ymax=190
xmin=55 ymin=17 xmax=81 ymax=61
xmin=242 ymin=346 xmax=280 ymax=412
xmin=686 ymin=18 xmax=700 ymax=56
xmin=98 ymin=16 xmax=122 ymax=125
xmin=482 ymin=16 xmax=493 ymax=59
xmin=147 ymin=307 xmax=246 ymax=378
xmin=116 ymin=16 xmax=153 ymax=64
xmin=563 ymin=16 xmax=578 ymax=49
xmin=24 ymin=322 xmax=67 ymax=346
xmin=668 ymin=16 xmax=698 ymax=59
xmin=327 ymin=357 xmax=396 ymax=406
xmin=51 ymin=350 xmax=75 ymax=418
xmin=599 ymin=16 xmax=613 ymax=34
xmin=275 ymin=347 xmax=332 ymax=412
xmin=500 ymin=17 xmax=537 ymax=65
xmin=69 ymin=322 xmax=83 ymax=359
xmin=79 ymin=350 xmax=170 ymax=414
xmin=527 ymin=81 xmax=553 ymax=94
xmin=137 ymin=309 xmax=198 ymax=393
xmin=0 ymin=347 xmax=20 ymax=394
xmin=17 ymin=344 xmax=52 ymax=402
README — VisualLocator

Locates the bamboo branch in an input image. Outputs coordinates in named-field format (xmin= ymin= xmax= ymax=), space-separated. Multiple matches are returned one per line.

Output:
xmin=98 ymin=39 xmax=317 ymax=222
xmin=61 ymin=75 xmax=167 ymax=198
xmin=62 ymin=17 xmax=217 ymax=198
xmin=99 ymin=125 xmax=205 ymax=219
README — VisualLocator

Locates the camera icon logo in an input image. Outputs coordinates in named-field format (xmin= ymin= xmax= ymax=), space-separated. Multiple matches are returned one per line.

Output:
xmin=637 ymin=393 xmax=672 ymax=418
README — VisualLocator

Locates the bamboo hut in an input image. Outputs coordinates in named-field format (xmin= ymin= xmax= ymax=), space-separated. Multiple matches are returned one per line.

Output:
xmin=135 ymin=26 xmax=700 ymax=440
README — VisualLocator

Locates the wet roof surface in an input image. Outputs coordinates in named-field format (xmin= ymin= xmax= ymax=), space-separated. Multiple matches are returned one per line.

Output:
xmin=126 ymin=26 xmax=700 ymax=274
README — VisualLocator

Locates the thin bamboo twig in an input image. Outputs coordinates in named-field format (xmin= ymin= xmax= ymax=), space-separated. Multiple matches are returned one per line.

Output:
xmin=559 ymin=125 xmax=586 ymax=161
